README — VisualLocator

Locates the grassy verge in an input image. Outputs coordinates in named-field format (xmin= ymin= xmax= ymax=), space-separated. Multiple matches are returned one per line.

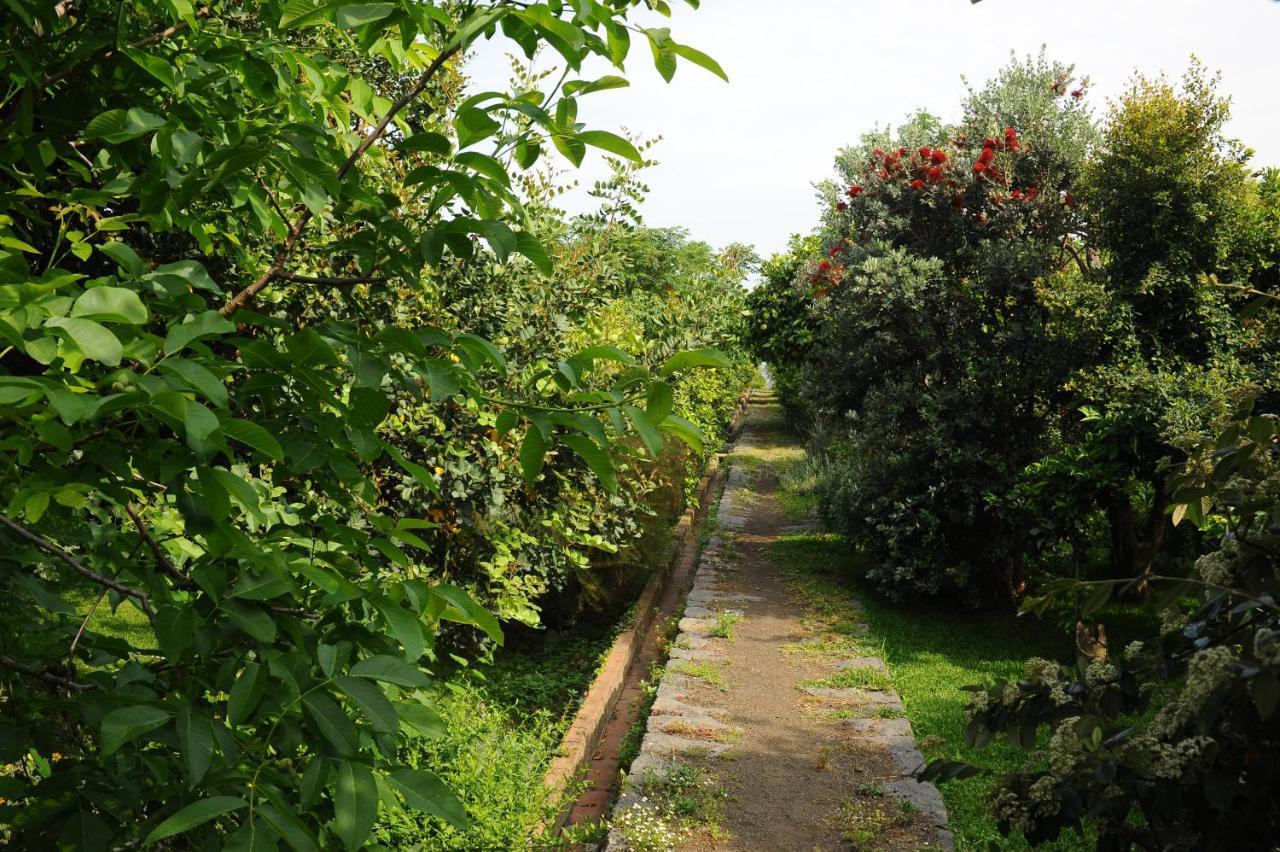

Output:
xmin=773 ymin=533 xmax=1092 ymax=851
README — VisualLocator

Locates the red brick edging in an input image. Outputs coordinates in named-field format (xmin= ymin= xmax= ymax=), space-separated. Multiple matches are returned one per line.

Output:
xmin=538 ymin=390 xmax=754 ymax=834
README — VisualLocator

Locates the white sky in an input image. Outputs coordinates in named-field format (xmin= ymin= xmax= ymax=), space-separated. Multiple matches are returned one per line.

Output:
xmin=466 ymin=0 xmax=1280 ymax=259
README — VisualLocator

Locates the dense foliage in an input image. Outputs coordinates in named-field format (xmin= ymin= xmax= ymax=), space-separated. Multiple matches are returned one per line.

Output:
xmin=752 ymin=54 xmax=1280 ymax=848
xmin=0 ymin=0 xmax=754 ymax=848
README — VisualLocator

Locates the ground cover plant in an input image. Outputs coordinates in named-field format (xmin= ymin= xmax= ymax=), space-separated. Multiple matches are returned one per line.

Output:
xmin=0 ymin=1 xmax=759 ymax=847
xmin=753 ymin=51 xmax=1280 ymax=850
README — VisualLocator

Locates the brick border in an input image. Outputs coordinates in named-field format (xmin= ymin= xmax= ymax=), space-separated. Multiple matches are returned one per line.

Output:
xmin=538 ymin=390 xmax=753 ymax=833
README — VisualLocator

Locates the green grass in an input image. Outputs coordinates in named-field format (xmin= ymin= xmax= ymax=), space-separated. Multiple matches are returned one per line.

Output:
xmin=773 ymin=533 xmax=1092 ymax=852
xmin=797 ymin=665 xmax=894 ymax=692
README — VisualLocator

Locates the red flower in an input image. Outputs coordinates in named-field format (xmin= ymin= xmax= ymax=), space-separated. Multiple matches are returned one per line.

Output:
xmin=978 ymin=148 xmax=995 ymax=165
xmin=1010 ymin=189 xmax=1024 ymax=201
xmin=877 ymin=170 xmax=889 ymax=180
xmin=1071 ymin=88 xmax=1084 ymax=99
xmin=818 ymin=260 xmax=831 ymax=273
xmin=983 ymin=137 xmax=997 ymax=149
xmin=910 ymin=178 xmax=925 ymax=191
xmin=1064 ymin=193 xmax=1077 ymax=207
xmin=835 ymin=202 xmax=847 ymax=212
xmin=848 ymin=185 xmax=864 ymax=198
xmin=898 ymin=146 xmax=909 ymax=156
xmin=918 ymin=146 xmax=932 ymax=159
xmin=930 ymin=149 xmax=948 ymax=164
xmin=972 ymin=161 xmax=988 ymax=174
xmin=1026 ymin=187 xmax=1039 ymax=199
xmin=828 ymin=245 xmax=842 ymax=258
xmin=927 ymin=166 xmax=943 ymax=183
xmin=873 ymin=147 xmax=885 ymax=158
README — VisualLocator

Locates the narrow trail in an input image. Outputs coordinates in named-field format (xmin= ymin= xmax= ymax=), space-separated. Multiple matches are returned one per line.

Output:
xmin=608 ymin=392 xmax=952 ymax=851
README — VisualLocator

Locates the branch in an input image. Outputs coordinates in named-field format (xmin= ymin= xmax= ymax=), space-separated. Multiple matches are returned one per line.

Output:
xmin=278 ymin=272 xmax=387 ymax=287
xmin=42 ymin=7 xmax=212 ymax=87
xmin=0 ymin=654 xmax=94 ymax=692
xmin=125 ymin=505 xmax=197 ymax=591
xmin=219 ymin=27 xmax=475 ymax=318
xmin=0 ymin=513 xmax=155 ymax=619
xmin=1213 ymin=280 xmax=1280 ymax=303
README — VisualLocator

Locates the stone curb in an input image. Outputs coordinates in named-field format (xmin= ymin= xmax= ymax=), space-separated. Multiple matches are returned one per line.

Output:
xmin=538 ymin=389 xmax=753 ymax=834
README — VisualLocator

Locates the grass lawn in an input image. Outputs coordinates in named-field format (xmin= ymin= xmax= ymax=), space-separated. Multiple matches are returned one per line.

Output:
xmin=773 ymin=533 xmax=1093 ymax=851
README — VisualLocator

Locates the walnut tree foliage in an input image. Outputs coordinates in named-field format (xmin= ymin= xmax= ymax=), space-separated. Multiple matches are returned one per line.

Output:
xmin=0 ymin=0 xmax=736 ymax=847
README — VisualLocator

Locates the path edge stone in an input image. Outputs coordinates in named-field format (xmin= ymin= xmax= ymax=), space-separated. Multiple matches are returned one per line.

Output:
xmin=537 ymin=389 xmax=753 ymax=835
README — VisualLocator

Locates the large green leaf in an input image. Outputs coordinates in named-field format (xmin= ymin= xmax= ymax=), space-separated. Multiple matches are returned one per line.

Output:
xmin=561 ymin=433 xmax=618 ymax=493
xmin=144 ymin=797 xmax=247 ymax=844
xmin=388 ymin=768 xmax=469 ymax=829
xmin=44 ymin=317 xmax=123 ymax=366
xmin=71 ymin=286 xmax=149 ymax=324
xmin=334 ymin=761 xmax=378 ymax=851
xmin=100 ymin=705 xmax=170 ymax=756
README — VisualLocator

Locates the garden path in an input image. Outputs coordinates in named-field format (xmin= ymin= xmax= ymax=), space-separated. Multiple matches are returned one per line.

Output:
xmin=607 ymin=392 xmax=952 ymax=851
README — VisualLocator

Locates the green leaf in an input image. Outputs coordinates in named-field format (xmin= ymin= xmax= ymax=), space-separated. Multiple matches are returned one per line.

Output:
xmin=646 ymin=381 xmax=674 ymax=422
xmin=302 ymin=691 xmax=358 ymax=755
xmin=673 ymin=43 xmax=728 ymax=81
xmin=659 ymin=347 xmax=731 ymax=376
xmin=101 ymin=705 xmax=170 ymax=756
xmin=71 ymin=286 xmax=149 ymax=324
xmin=562 ymin=433 xmax=617 ymax=493
xmin=376 ymin=598 xmax=426 ymax=660
xmin=177 ymin=711 xmax=214 ymax=788
xmin=577 ymin=130 xmax=642 ymax=163
xmin=44 ymin=317 xmax=123 ymax=366
xmin=398 ymin=132 xmax=451 ymax=155
xmin=227 ymin=662 xmax=266 ymax=726
xmin=147 ymin=260 xmax=220 ymax=293
xmin=514 ymin=231 xmax=552 ymax=275
xmin=335 ymin=676 xmax=398 ymax=734
xmin=164 ymin=310 xmax=235 ymax=354
xmin=519 ymin=427 xmax=546 ymax=487
xmin=335 ymin=3 xmax=394 ymax=29
xmin=624 ymin=405 xmax=663 ymax=458
xmin=256 ymin=802 xmax=321 ymax=852
xmin=659 ymin=415 xmax=704 ymax=454
xmin=396 ymin=701 xmax=446 ymax=739
xmin=221 ymin=420 xmax=285 ymax=461
xmin=430 ymin=584 xmax=503 ymax=643
xmin=144 ymin=797 xmax=247 ymax=843
xmin=388 ymin=768 xmax=468 ymax=830
xmin=223 ymin=599 xmax=277 ymax=643
xmin=82 ymin=107 xmax=166 ymax=143
xmin=349 ymin=655 xmax=431 ymax=688
xmin=158 ymin=359 xmax=229 ymax=407
xmin=334 ymin=761 xmax=378 ymax=851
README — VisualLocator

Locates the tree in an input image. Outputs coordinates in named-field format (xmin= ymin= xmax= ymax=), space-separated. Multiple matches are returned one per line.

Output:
xmin=0 ymin=1 xmax=730 ymax=845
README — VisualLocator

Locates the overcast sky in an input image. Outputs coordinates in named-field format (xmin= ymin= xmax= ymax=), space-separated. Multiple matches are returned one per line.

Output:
xmin=466 ymin=0 xmax=1280 ymax=259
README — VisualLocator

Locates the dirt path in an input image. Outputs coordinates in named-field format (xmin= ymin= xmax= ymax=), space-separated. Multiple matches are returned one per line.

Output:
xmin=606 ymin=392 xmax=952 ymax=851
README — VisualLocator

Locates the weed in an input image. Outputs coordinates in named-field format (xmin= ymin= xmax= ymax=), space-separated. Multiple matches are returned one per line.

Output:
xmin=798 ymin=666 xmax=894 ymax=692
xmin=709 ymin=610 xmax=742 ymax=639
xmin=671 ymin=659 xmax=725 ymax=689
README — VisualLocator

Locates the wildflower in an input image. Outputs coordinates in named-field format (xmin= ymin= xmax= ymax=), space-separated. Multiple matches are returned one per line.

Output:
xmin=818 ymin=260 xmax=831 ymax=273
xmin=1026 ymin=186 xmax=1039 ymax=199
xmin=910 ymin=178 xmax=925 ymax=191
xmin=835 ymin=202 xmax=847 ymax=212
xmin=1011 ymin=189 xmax=1024 ymax=201
xmin=847 ymin=185 xmax=864 ymax=198
xmin=1064 ymin=193 xmax=1076 ymax=207
xmin=978 ymin=147 xmax=995 ymax=165
xmin=873 ymin=147 xmax=885 ymax=158
xmin=972 ymin=161 xmax=988 ymax=174
xmin=918 ymin=146 xmax=932 ymax=159
xmin=1071 ymin=88 xmax=1084 ymax=99
xmin=930 ymin=149 xmax=948 ymax=164
xmin=928 ymin=166 xmax=943 ymax=182
xmin=828 ymin=245 xmax=842 ymax=257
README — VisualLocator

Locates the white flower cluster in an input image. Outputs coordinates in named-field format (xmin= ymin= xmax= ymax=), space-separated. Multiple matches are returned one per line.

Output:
xmin=1150 ymin=645 xmax=1236 ymax=738
xmin=612 ymin=802 xmax=679 ymax=852
xmin=1085 ymin=660 xmax=1119 ymax=691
